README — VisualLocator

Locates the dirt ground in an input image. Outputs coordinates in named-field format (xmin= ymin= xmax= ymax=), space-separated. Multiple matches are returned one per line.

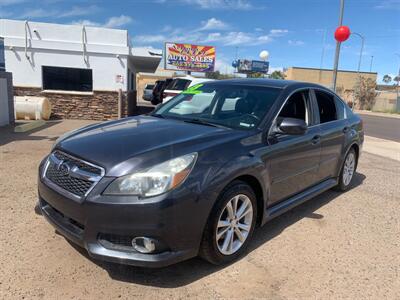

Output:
xmin=0 ymin=120 xmax=399 ymax=299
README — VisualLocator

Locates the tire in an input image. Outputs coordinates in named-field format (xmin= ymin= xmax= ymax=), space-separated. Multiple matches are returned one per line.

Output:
xmin=199 ymin=180 xmax=257 ymax=265
xmin=335 ymin=148 xmax=357 ymax=192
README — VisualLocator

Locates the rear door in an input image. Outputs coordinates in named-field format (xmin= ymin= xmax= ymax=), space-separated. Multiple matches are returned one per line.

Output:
xmin=311 ymin=89 xmax=349 ymax=181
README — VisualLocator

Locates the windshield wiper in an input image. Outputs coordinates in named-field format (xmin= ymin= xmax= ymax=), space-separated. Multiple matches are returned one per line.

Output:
xmin=182 ymin=118 xmax=224 ymax=128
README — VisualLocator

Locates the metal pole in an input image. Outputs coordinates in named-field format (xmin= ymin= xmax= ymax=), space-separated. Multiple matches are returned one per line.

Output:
xmin=318 ymin=29 xmax=327 ymax=84
xmin=332 ymin=0 xmax=345 ymax=91
xmin=395 ymin=54 xmax=400 ymax=112
xmin=351 ymin=32 xmax=365 ymax=110
xmin=369 ymin=56 xmax=374 ymax=72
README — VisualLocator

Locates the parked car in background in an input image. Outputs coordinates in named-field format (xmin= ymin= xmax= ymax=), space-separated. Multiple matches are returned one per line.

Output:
xmin=162 ymin=76 xmax=214 ymax=103
xmin=152 ymin=79 xmax=173 ymax=105
xmin=142 ymin=83 xmax=155 ymax=101
xmin=38 ymin=79 xmax=363 ymax=268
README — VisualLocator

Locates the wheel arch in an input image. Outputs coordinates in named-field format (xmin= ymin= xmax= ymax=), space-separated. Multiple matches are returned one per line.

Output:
xmin=226 ymin=174 xmax=265 ymax=226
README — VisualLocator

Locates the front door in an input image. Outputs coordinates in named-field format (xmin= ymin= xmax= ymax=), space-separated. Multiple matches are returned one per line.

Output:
xmin=266 ymin=89 xmax=321 ymax=205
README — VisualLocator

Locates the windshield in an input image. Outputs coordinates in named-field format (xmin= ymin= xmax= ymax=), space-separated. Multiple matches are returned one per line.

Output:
xmin=166 ymin=79 xmax=191 ymax=90
xmin=153 ymin=83 xmax=282 ymax=130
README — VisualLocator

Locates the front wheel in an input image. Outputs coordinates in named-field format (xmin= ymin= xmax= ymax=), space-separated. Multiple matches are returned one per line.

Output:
xmin=335 ymin=148 xmax=357 ymax=191
xmin=199 ymin=181 xmax=257 ymax=265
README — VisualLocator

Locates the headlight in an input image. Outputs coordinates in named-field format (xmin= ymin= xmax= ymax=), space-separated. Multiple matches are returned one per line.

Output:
xmin=104 ymin=153 xmax=197 ymax=197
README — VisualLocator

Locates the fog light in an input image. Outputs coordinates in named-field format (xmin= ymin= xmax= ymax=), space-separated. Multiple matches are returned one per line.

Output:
xmin=132 ymin=237 xmax=156 ymax=253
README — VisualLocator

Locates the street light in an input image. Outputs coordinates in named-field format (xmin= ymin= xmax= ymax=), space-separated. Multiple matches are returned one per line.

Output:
xmin=351 ymin=32 xmax=365 ymax=75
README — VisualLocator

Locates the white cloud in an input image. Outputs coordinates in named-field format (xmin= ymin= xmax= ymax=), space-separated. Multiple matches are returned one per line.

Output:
xmin=375 ymin=0 xmax=400 ymax=10
xmin=215 ymin=57 xmax=235 ymax=74
xmin=17 ymin=5 xmax=100 ymax=19
xmin=103 ymin=15 xmax=132 ymax=28
xmin=70 ymin=19 xmax=100 ymax=27
xmin=58 ymin=5 xmax=99 ymax=18
xmin=0 ymin=0 xmax=27 ymax=5
xmin=134 ymin=34 xmax=166 ymax=44
xmin=18 ymin=8 xmax=58 ymax=18
xmin=199 ymin=18 xmax=229 ymax=31
xmin=180 ymin=0 xmax=253 ymax=10
xmin=288 ymin=39 xmax=305 ymax=46
xmin=70 ymin=15 xmax=132 ymax=29
xmin=269 ymin=29 xmax=289 ymax=37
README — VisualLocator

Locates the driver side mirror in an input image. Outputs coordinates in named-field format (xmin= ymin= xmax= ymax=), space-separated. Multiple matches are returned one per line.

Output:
xmin=276 ymin=118 xmax=307 ymax=135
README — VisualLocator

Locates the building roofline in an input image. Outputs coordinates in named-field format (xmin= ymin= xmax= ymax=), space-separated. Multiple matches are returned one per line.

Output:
xmin=289 ymin=66 xmax=377 ymax=75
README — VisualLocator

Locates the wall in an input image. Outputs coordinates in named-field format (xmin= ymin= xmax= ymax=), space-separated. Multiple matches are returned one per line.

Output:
xmin=14 ymin=87 xmax=126 ymax=120
xmin=0 ymin=19 xmax=129 ymax=91
xmin=0 ymin=71 xmax=14 ymax=126
xmin=373 ymin=91 xmax=399 ymax=112
xmin=285 ymin=67 xmax=377 ymax=91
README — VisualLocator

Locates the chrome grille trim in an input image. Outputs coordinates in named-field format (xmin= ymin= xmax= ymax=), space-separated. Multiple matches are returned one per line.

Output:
xmin=43 ymin=150 xmax=105 ymax=199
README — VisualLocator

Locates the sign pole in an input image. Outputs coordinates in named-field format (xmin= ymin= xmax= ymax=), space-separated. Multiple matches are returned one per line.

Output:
xmin=332 ymin=0 xmax=345 ymax=91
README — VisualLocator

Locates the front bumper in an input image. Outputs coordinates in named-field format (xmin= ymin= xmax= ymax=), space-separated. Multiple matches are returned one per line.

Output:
xmin=38 ymin=173 xmax=211 ymax=268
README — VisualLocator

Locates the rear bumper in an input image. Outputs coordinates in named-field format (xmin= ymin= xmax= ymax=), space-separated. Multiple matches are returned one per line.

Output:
xmin=38 ymin=175 xmax=210 ymax=267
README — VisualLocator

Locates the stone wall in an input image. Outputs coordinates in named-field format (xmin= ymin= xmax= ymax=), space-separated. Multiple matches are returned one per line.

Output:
xmin=14 ymin=87 xmax=127 ymax=120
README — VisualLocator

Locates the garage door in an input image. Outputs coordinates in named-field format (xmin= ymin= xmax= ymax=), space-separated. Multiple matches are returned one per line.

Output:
xmin=0 ymin=78 xmax=9 ymax=126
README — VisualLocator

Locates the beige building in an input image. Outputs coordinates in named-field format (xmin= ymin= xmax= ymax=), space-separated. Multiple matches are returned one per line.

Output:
xmin=285 ymin=67 xmax=377 ymax=91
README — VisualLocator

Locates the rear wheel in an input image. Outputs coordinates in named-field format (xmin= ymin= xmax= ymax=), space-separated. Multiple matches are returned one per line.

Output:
xmin=335 ymin=148 xmax=357 ymax=191
xmin=199 ymin=181 xmax=257 ymax=265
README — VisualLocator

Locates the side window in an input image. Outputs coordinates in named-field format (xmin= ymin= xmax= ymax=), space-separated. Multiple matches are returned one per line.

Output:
xmin=278 ymin=90 xmax=311 ymax=125
xmin=335 ymin=97 xmax=346 ymax=120
xmin=315 ymin=90 xmax=337 ymax=123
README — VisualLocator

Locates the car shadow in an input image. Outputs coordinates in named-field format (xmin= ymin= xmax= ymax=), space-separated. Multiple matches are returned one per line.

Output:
xmin=61 ymin=172 xmax=365 ymax=288
xmin=0 ymin=120 xmax=62 ymax=146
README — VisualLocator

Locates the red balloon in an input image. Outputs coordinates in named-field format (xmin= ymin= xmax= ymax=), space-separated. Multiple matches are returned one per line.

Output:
xmin=335 ymin=26 xmax=351 ymax=42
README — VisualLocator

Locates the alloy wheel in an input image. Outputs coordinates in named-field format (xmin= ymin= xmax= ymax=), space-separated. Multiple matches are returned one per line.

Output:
xmin=216 ymin=194 xmax=253 ymax=255
xmin=343 ymin=152 xmax=355 ymax=186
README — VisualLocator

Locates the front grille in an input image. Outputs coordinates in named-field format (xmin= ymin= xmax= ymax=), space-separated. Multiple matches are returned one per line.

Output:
xmin=45 ymin=151 xmax=104 ymax=197
xmin=53 ymin=151 xmax=102 ymax=175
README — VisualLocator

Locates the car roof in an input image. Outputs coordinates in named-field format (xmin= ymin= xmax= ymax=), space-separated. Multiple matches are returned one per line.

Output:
xmin=204 ymin=78 xmax=331 ymax=91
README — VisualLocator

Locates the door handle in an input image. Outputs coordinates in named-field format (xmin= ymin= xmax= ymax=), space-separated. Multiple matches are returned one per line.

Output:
xmin=311 ymin=135 xmax=321 ymax=145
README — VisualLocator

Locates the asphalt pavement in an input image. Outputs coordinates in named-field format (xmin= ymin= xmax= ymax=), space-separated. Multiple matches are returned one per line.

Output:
xmin=358 ymin=113 xmax=400 ymax=142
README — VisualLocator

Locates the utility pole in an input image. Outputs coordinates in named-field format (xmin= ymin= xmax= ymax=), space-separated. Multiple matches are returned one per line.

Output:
xmin=318 ymin=29 xmax=327 ymax=84
xmin=332 ymin=0 xmax=345 ymax=91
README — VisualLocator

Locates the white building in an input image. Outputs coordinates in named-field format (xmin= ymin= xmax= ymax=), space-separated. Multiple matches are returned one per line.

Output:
xmin=0 ymin=19 xmax=162 ymax=120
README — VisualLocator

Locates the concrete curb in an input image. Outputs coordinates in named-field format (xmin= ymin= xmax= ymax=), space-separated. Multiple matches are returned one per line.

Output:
xmin=363 ymin=136 xmax=400 ymax=162
xmin=355 ymin=110 xmax=400 ymax=119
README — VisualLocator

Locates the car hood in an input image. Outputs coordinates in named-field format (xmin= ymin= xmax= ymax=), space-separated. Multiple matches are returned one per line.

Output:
xmin=57 ymin=115 xmax=249 ymax=176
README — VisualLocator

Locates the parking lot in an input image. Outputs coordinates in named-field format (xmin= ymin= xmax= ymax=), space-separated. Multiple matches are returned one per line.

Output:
xmin=0 ymin=120 xmax=399 ymax=299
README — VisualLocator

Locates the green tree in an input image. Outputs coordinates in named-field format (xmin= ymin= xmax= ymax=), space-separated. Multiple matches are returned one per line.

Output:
xmin=247 ymin=72 xmax=264 ymax=78
xmin=206 ymin=71 xmax=221 ymax=79
xmin=269 ymin=70 xmax=286 ymax=80
xmin=382 ymin=74 xmax=392 ymax=84
xmin=393 ymin=76 xmax=400 ymax=84
xmin=354 ymin=77 xmax=377 ymax=110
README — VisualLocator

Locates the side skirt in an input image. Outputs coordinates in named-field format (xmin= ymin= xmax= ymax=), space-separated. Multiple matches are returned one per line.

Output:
xmin=262 ymin=178 xmax=338 ymax=224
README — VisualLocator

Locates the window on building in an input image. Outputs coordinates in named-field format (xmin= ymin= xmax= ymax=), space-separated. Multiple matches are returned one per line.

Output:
xmin=0 ymin=38 xmax=5 ymax=71
xmin=42 ymin=66 xmax=93 ymax=92
xmin=314 ymin=90 xmax=337 ymax=123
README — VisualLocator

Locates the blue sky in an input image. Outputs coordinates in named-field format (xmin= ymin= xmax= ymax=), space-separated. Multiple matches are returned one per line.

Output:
xmin=1 ymin=0 xmax=399 ymax=82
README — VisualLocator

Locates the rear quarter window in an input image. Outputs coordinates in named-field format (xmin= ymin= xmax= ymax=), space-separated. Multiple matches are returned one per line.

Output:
xmin=334 ymin=97 xmax=346 ymax=119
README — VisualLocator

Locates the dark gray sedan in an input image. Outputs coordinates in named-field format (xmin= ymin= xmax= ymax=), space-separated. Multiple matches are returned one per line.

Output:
xmin=38 ymin=79 xmax=363 ymax=267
